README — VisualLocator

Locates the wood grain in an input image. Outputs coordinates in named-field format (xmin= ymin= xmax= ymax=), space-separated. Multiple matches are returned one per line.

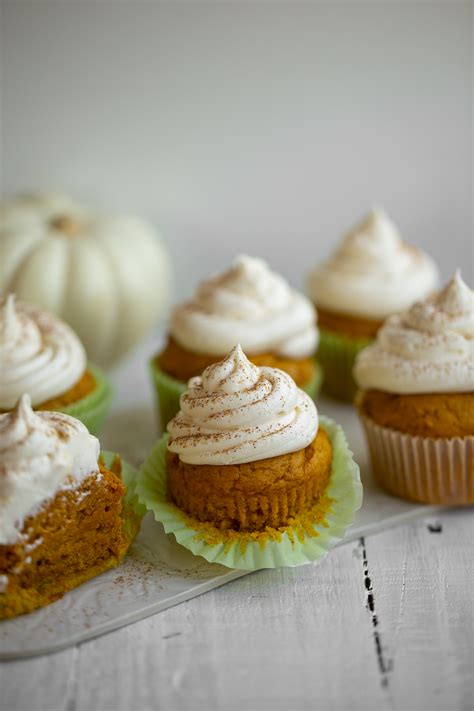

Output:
xmin=1 ymin=509 xmax=472 ymax=711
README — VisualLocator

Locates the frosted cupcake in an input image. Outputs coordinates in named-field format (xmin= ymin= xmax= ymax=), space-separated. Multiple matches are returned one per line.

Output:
xmin=138 ymin=345 xmax=362 ymax=570
xmin=0 ymin=295 xmax=112 ymax=433
xmin=307 ymin=208 xmax=438 ymax=400
xmin=354 ymin=272 xmax=473 ymax=504
xmin=0 ymin=395 xmax=141 ymax=618
xmin=151 ymin=255 xmax=322 ymax=428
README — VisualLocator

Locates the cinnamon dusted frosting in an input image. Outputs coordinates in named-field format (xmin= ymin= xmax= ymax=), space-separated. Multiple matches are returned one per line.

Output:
xmin=0 ymin=295 xmax=86 ymax=409
xmin=0 ymin=395 xmax=100 ymax=544
xmin=354 ymin=272 xmax=474 ymax=394
xmin=167 ymin=344 xmax=318 ymax=465
xmin=307 ymin=208 xmax=438 ymax=319
xmin=170 ymin=255 xmax=318 ymax=358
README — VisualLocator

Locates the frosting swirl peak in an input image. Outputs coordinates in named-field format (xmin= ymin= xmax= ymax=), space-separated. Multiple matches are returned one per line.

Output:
xmin=168 ymin=345 xmax=319 ymax=465
xmin=0 ymin=295 xmax=86 ymax=409
xmin=0 ymin=395 xmax=100 ymax=544
xmin=307 ymin=208 xmax=439 ymax=319
xmin=170 ymin=255 xmax=318 ymax=358
xmin=353 ymin=272 xmax=474 ymax=394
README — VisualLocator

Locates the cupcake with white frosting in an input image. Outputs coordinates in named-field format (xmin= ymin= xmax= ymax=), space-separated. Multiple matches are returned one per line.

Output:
xmin=151 ymin=255 xmax=322 ymax=429
xmin=138 ymin=345 xmax=362 ymax=570
xmin=0 ymin=395 xmax=141 ymax=619
xmin=307 ymin=208 xmax=439 ymax=400
xmin=0 ymin=294 xmax=112 ymax=433
xmin=354 ymin=272 xmax=473 ymax=504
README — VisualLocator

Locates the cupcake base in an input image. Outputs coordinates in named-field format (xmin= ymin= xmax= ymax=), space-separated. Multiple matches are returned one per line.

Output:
xmin=360 ymin=415 xmax=474 ymax=505
xmin=167 ymin=428 xmax=333 ymax=531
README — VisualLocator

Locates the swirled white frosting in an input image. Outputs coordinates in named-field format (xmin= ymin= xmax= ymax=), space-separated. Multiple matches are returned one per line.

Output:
xmin=0 ymin=395 xmax=100 ymax=544
xmin=167 ymin=344 xmax=318 ymax=465
xmin=0 ymin=295 xmax=86 ymax=409
xmin=354 ymin=272 xmax=474 ymax=394
xmin=170 ymin=255 xmax=318 ymax=358
xmin=307 ymin=208 xmax=439 ymax=319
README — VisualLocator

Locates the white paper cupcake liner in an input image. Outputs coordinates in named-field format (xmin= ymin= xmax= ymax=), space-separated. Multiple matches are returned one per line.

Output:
xmin=360 ymin=415 xmax=474 ymax=505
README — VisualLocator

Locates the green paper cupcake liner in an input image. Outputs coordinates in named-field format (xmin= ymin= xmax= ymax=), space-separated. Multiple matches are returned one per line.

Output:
xmin=101 ymin=450 xmax=146 ymax=542
xmin=317 ymin=329 xmax=372 ymax=403
xmin=59 ymin=363 xmax=114 ymax=434
xmin=136 ymin=415 xmax=362 ymax=570
xmin=303 ymin=361 xmax=324 ymax=400
xmin=149 ymin=360 xmax=187 ymax=432
xmin=150 ymin=359 xmax=325 ymax=433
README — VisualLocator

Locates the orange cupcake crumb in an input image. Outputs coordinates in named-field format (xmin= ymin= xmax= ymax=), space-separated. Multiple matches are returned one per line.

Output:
xmin=167 ymin=427 xmax=333 ymax=531
xmin=357 ymin=389 xmax=474 ymax=438
xmin=0 ymin=463 xmax=130 ymax=619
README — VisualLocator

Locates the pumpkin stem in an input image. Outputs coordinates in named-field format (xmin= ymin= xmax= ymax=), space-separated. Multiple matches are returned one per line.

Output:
xmin=50 ymin=215 xmax=82 ymax=236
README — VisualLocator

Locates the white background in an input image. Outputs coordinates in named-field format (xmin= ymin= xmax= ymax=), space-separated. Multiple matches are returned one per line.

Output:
xmin=1 ymin=0 xmax=472 ymax=299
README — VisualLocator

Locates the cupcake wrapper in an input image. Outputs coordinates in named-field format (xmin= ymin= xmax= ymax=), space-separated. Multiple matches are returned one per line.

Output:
xmin=149 ymin=361 xmax=187 ymax=432
xmin=60 ymin=363 xmax=114 ymax=434
xmin=360 ymin=416 xmax=474 ymax=505
xmin=317 ymin=329 xmax=372 ymax=402
xmin=101 ymin=450 xmax=146 ymax=540
xmin=136 ymin=415 xmax=362 ymax=570
xmin=303 ymin=361 xmax=324 ymax=400
xmin=150 ymin=360 xmax=325 ymax=433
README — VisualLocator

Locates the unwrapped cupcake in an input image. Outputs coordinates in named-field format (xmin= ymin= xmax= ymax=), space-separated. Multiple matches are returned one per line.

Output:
xmin=307 ymin=208 xmax=438 ymax=400
xmin=0 ymin=395 xmax=142 ymax=618
xmin=138 ymin=345 xmax=362 ymax=570
xmin=0 ymin=294 xmax=112 ymax=433
xmin=354 ymin=271 xmax=473 ymax=505
xmin=151 ymin=255 xmax=322 ymax=428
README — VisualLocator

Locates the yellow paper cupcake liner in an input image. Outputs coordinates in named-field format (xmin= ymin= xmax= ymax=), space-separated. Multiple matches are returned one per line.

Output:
xmin=150 ymin=359 xmax=324 ymax=433
xmin=136 ymin=416 xmax=362 ymax=570
xmin=59 ymin=363 xmax=113 ymax=434
xmin=317 ymin=329 xmax=372 ymax=402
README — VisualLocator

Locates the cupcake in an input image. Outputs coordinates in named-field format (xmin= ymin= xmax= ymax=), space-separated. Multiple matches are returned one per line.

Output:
xmin=0 ymin=294 xmax=112 ymax=433
xmin=0 ymin=395 xmax=142 ymax=618
xmin=354 ymin=271 xmax=473 ymax=505
xmin=307 ymin=208 xmax=438 ymax=401
xmin=138 ymin=345 xmax=362 ymax=569
xmin=151 ymin=255 xmax=322 ymax=429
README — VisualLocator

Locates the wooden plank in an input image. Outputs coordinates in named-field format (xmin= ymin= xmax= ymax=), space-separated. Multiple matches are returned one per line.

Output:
xmin=69 ymin=539 xmax=386 ymax=711
xmin=362 ymin=509 xmax=473 ymax=711
xmin=0 ymin=647 xmax=76 ymax=711
xmin=0 ymin=510 xmax=472 ymax=711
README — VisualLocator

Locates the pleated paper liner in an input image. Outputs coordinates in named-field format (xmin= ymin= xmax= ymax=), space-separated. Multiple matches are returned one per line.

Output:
xmin=136 ymin=416 xmax=362 ymax=570
xmin=101 ymin=451 xmax=147 ymax=540
xmin=149 ymin=360 xmax=187 ymax=432
xmin=302 ymin=361 xmax=324 ymax=400
xmin=150 ymin=359 xmax=325 ymax=433
xmin=59 ymin=363 xmax=114 ymax=434
xmin=317 ymin=329 xmax=372 ymax=402
xmin=360 ymin=415 xmax=474 ymax=505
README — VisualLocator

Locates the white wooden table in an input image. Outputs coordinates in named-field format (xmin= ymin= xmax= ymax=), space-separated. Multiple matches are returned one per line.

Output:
xmin=1 ymin=341 xmax=473 ymax=711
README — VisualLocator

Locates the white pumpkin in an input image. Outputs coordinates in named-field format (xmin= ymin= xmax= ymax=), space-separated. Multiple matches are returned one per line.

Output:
xmin=0 ymin=193 xmax=171 ymax=367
